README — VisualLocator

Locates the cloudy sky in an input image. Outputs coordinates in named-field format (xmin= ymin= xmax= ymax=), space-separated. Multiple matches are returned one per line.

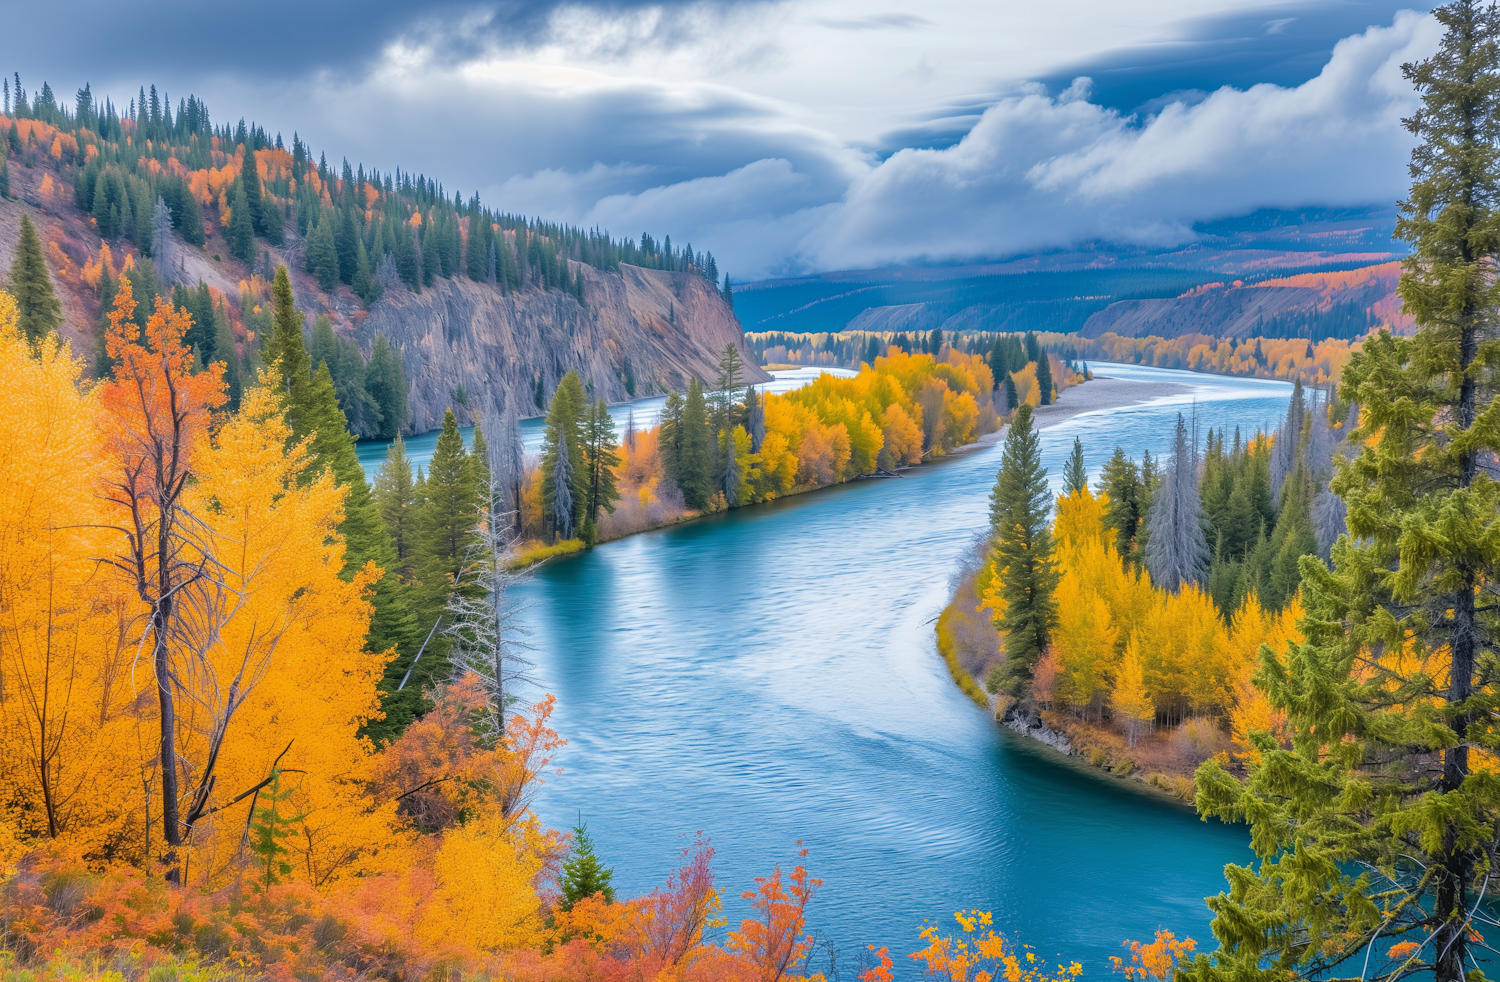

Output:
xmin=6 ymin=1 xmax=1439 ymax=278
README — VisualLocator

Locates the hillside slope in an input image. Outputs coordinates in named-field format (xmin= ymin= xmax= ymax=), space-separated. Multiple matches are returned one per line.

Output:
xmin=0 ymin=114 xmax=761 ymax=435
xmin=1078 ymin=263 xmax=1411 ymax=341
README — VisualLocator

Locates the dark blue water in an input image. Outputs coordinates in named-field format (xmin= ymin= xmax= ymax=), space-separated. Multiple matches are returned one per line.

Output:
xmin=507 ymin=364 xmax=1295 ymax=971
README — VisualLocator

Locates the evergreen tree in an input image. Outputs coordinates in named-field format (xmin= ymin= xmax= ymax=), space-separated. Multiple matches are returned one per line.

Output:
xmin=677 ymin=378 xmax=714 ymax=509
xmin=417 ymin=408 xmax=481 ymax=577
xmin=488 ymin=405 xmax=527 ymax=537
xmin=713 ymin=342 xmax=746 ymax=434
xmin=248 ymin=770 xmax=306 ymax=892
xmin=365 ymin=334 xmax=409 ymax=439
xmin=1100 ymin=447 xmax=1143 ymax=565
xmin=264 ymin=266 xmax=417 ymax=722
xmin=1191 ymin=15 xmax=1500 ymax=976
xmin=374 ymin=435 xmax=418 ymax=578
xmin=582 ymin=398 xmax=621 ymax=534
xmin=9 ymin=213 xmax=61 ymax=342
xmin=657 ymin=391 xmax=685 ymax=484
xmin=986 ymin=404 xmax=1057 ymax=695
xmin=541 ymin=373 xmax=588 ymax=541
xmin=1062 ymin=436 xmax=1087 ymax=495
xmin=560 ymin=822 xmax=616 ymax=911
xmin=721 ymin=274 xmax=734 ymax=310
xmin=1143 ymin=414 xmax=1209 ymax=591
xmin=228 ymin=182 xmax=255 ymax=262
xmin=721 ymin=425 xmax=753 ymax=506
xmin=1034 ymin=350 xmax=1055 ymax=406
xmin=305 ymin=215 xmax=340 ymax=291
xmin=1003 ymin=373 xmax=1019 ymax=411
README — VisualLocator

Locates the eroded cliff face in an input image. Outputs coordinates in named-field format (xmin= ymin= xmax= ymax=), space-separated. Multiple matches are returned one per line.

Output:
xmin=353 ymin=263 xmax=767 ymax=432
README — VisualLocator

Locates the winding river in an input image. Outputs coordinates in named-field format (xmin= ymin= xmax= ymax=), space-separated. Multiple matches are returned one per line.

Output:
xmin=366 ymin=362 xmax=1297 ymax=970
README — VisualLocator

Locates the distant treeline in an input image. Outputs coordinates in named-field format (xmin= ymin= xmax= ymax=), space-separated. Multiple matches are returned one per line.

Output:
xmin=2 ymin=75 xmax=733 ymax=304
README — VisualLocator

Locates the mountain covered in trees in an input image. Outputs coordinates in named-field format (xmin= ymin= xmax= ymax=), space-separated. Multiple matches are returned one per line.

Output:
xmin=0 ymin=76 xmax=759 ymax=435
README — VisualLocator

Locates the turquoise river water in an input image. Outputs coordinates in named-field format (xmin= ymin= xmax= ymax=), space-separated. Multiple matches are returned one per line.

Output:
xmin=366 ymin=363 xmax=1299 ymax=972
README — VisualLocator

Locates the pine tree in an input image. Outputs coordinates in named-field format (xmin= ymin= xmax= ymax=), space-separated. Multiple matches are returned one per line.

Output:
xmin=9 ymin=213 xmax=61 ymax=342
xmin=418 ymin=409 xmax=481 ymax=577
xmin=1034 ymin=350 xmax=1055 ymax=406
xmin=560 ymin=822 xmax=616 ymax=910
xmin=305 ymin=215 xmax=340 ymax=291
xmin=583 ymin=398 xmax=621 ymax=533
xmin=488 ymin=405 xmax=527 ymax=538
xmin=365 ymin=334 xmax=409 ymax=439
xmin=248 ymin=770 xmax=307 ymax=893
xmin=657 ymin=391 xmax=685 ymax=484
xmin=987 ymin=404 xmax=1057 ymax=695
xmin=1143 ymin=414 xmax=1209 ymax=591
xmin=677 ymin=378 xmax=714 ymax=509
xmin=228 ymin=182 xmax=255 ymax=262
xmin=1062 ymin=436 xmax=1087 ymax=495
xmin=541 ymin=373 xmax=587 ymax=541
xmin=1190 ymin=8 xmax=1500 ymax=980
xmin=374 ymin=435 xmax=419 ymax=578
xmin=264 ymin=266 xmax=416 ymax=711
xmin=1100 ymin=447 xmax=1143 ymax=565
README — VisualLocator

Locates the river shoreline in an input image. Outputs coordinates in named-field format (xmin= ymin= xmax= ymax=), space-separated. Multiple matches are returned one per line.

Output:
xmin=524 ymin=370 xmax=1189 ymax=568
xmin=935 ymin=368 xmax=1208 ymax=804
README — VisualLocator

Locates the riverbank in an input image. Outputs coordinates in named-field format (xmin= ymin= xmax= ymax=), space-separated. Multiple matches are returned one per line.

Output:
xmin=523 ymin=369 xmax=1189 ymax=569
xmin=935 ymin=368 xmax=1209 ymax=803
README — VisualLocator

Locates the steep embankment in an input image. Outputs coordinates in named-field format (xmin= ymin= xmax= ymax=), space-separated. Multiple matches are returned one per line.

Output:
xmin=0 ymin=149 xmax=762 ymax=435
xmin=1079 ymin=263 xmax=1412 ymax=340
xmin=357 ymin=262 xmax=764 ymax=432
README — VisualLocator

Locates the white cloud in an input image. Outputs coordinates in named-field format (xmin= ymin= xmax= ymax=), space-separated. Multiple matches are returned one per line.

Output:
xmin=789 ymin=10 xmax=1437 ymax=271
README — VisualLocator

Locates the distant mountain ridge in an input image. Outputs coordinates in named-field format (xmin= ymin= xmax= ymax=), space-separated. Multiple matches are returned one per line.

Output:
xmin=736 ymin=207 xmax=1407 ymax=342
xmin=1078 ymin=263 xmax=1410 ymax=341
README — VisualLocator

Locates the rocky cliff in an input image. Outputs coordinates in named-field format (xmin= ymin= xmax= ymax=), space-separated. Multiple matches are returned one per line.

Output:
xmin=354 ymin=262 xmax=767 ymax=433
xmin=0 ymin=159 xmax=763 ymax=435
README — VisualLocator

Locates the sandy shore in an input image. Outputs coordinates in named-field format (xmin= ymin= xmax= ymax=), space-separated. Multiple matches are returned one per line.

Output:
xmin=972 ymin=374 xmax=1190 ymax=448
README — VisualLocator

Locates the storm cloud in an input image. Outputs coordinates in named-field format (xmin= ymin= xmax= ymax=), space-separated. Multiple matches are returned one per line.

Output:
xmin=3 ymin=1 xmax=1440 ymax=278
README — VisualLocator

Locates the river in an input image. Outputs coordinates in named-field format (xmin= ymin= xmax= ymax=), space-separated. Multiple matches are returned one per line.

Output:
xmin=486 ymin=362 xmax=1295 ymax=973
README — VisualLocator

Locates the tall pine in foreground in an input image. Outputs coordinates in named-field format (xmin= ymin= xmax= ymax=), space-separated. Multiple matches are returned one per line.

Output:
xmin=987 ymin=404 xmax=1056 ymax=696
xmin=1190 ymin=6 xmax=1500 ymax=981
xmin=9 ymin=213 xmax=61 ymax=342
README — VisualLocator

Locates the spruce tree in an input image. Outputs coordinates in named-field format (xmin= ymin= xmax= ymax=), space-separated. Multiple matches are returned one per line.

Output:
xmin=1062 ymin=436 xmax=1087 ymax=495
xmin=1100 ymin=447 xmax=1142 ymax=565
xmin=305 ymin=215 xmax=340 ymax=291
xmin=1143 ymin=414 xmax=1209 ymax=591
xmin=240 ymin=150 xmax=268 ymax=240
xmin=264 ymin=266 xmax=418 ymax=720
xmin=657 ymin=391 xmax=686 ymax=484
xmin=583 ymin=398 xmax=621 ymax=533
xmin=560 ymin=822 xmax=616 ymax=910
xmin=541 ymin=373 xmax=587 ymax=541
xmin=9 ymin=213 xmax=61 ymax=342
xmin=677 ymin=378 xmax=714 ymax=509
xmin=1190 ymin=8 xmax=1500 ymax=981
xmin=1034 ymin=349 xmax=1055 ymax=406
xmin=418 ymin=409 xmax=481 ymax=576
xmin=228 ymin=182 xmax=255 ymax=262
xmin=374 ymin=435 xmax=419 ymax=578
xmin=987 ymin=404 xmax=1057 ymax=695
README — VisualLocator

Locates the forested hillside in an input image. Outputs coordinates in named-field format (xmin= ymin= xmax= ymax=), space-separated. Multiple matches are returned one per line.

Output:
xmin=0 ymin=77 xmax=759 ymax=435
